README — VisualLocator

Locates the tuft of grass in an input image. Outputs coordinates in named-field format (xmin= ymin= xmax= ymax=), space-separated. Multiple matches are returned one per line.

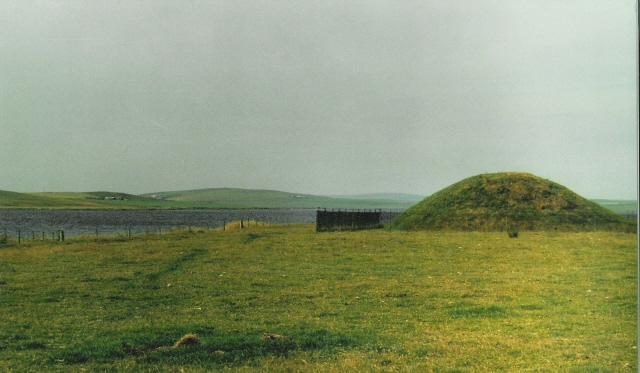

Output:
xmin=446 ymin=304 xmax=507 ymax=318
xmin=173 ymin=333 xmax=200 ymax=348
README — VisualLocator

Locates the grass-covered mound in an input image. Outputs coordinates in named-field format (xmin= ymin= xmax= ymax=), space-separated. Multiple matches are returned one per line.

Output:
xmin=391 ymin=172 xmax=635 ymax=232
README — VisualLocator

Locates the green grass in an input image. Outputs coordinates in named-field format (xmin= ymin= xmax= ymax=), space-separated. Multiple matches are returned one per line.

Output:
xmin=0 ymin=224 xmax=636 ymax=372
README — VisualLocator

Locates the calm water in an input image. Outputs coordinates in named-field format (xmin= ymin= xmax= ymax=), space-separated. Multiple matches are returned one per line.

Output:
xmin=0 ymin=209 xmax=318 ymax=238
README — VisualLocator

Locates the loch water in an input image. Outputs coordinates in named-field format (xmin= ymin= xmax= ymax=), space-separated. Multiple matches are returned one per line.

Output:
xmin=0 ymin=209 xmax=318 ymax=238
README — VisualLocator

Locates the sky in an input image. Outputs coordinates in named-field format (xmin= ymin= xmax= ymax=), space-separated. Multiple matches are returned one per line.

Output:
xmin=1 ymin=1 xmax=638 ymax=199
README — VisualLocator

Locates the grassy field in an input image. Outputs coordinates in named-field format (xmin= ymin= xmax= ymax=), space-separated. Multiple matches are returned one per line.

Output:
xmin=0 ymin=224 xmax=636 ymax=372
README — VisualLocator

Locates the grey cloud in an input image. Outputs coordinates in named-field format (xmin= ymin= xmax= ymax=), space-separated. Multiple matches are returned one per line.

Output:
xmin=1 ymin=1 xmax=636 ymax=198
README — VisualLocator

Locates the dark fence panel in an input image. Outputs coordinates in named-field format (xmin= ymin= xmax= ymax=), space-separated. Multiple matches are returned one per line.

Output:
xmin=316 ymin=209 xmax=383 ymax=232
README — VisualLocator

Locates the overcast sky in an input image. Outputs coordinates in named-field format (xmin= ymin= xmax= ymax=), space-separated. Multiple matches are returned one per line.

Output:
xmin=1 ymin=1 xmax=637 ymax=199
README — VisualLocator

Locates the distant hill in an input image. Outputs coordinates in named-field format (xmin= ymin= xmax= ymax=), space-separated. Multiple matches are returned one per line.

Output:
xmin=33 ymin=191 xmax=149 ymax=201
xmin=1 ymin=191 xmax=165 ymax=209
xmin=391 ymin=172 xmax=635 ymax=232
xmin=328 ymin=193 xmax=425 ymax=201
xmin=0 ymin=190 xmax=103 ymax=209
xmin=141 ymin=188 xmax=417 ymax=210
xmin=1 ymin=185 xmax=635 ymax=213
xmin=6 ymin=188 xmax=416 ymax=210
xmin=589 ymin=199 xmax=637 ymax=215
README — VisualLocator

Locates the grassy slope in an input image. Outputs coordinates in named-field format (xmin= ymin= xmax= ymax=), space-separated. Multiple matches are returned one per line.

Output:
xmin=0 ymin=225 xmax=636 ymax=372
xmin=392 ymin=172 xmax=635 ymax=232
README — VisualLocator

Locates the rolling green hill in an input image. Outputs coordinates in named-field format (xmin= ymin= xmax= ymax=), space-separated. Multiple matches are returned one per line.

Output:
xmin=0 ymin=190 xmax=103 ymax=209
xmin=1 ymin=191 xmax=170 ymax=210
xmin=33 ymin=191 xmax=150 ymax=202
xmin=6 ymin=188 xmax=415 ymax=210
xmin=328 ymin=193 xmax=425 ymax=201
xmin=391 ymin=172 xmax=635 ymax=232
xmin=142 ymin=188 xmax=418 ymax=209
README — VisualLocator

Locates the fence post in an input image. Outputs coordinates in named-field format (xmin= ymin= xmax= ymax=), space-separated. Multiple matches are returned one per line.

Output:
xmin=58 ymin=230 xmax=64 ymax=241
xmin=18 ymin=230 xmax=21 ymax=244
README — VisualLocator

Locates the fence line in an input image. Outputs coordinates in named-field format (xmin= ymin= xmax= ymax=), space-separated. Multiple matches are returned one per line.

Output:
xmin=0 ymin=210 xmax=405 ymax=243
xmin=315 ymin=209 xmax=401 ymax=232
xmin=0 ymin=216 xmax=315 ymax=243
